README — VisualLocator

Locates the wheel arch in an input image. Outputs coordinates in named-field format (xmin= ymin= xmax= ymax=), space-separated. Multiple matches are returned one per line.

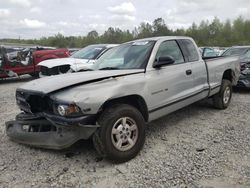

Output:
xmin=222 ymin=69 xmax=237 ymax=85
xmin=100 ymin=95 xmax=149 ymax=122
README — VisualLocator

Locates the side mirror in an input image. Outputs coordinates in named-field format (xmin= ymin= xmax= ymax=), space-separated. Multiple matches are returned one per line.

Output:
xmin=153 ymin=56 xmax=175 ymax=68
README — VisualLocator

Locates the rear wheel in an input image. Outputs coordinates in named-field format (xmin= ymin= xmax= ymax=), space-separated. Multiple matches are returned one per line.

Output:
xmin=213 ymin=79 xmax=232 ymax=109
xmin=93 ymin=104 xmax=145 ymax=163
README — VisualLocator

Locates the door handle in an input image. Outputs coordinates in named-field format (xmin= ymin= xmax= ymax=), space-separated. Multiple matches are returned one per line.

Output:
xmin=186 ymin=69 xmax=192 ymax=75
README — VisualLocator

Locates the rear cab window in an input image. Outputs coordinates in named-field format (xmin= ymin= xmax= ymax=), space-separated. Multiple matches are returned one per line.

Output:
xmin=244 ymin=49 xmax=250 ymax=58
xmin=178 ymin=39 xmax=200 ymax=62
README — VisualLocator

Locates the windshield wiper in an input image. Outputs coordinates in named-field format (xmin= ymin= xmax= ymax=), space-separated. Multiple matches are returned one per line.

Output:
xmin=98 ymin=67 xmax=120 ymax=70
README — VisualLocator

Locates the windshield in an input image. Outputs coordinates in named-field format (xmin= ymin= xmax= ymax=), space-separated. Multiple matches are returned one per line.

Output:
xmin=222 ymin=47 xmax=249 ymax=56
xmin=93 ymin=41 xmax=155 ymax=70
xmin=71 ymin=45 xmax=105 ymax=59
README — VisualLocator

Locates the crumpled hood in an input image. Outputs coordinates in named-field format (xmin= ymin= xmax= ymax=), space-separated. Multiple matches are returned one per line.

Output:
xmin=38 ymin=58 xmax=91 ymax=68
xmin=18 ymin=69 xmax=144 ymax=94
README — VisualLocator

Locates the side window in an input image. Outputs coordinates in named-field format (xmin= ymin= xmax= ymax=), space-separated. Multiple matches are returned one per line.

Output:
xmin=156 ymin=40 xmax=184 ymax=64
xmin=179 ymin=39 xmax=199 ymax=62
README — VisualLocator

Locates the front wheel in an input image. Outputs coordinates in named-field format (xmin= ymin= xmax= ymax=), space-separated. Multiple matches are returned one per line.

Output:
xmin=93 ymin=104 xmax=146 ymax=163
xmin=213 ymin=79 xmax=232 ymax=109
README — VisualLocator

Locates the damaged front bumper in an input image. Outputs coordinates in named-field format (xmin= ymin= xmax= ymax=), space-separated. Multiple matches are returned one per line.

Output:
xmin=237 ymin=72 xmax=250 ymax=88
xmin=5 ymin=112 xmax=99 ymax=150
xmin=237 ymin=79 xmax=250 ymax=88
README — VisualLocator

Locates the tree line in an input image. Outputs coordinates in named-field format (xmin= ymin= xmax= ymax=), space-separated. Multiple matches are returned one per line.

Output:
xmin=1 ymin=16 xmax=250 ymax=48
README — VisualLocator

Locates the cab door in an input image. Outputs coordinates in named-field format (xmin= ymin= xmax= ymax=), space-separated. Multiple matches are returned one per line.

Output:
xmin=178 ymin=39 xmax=209 ymax=96
xmin=146 ymin=40 xmax=195 ymax=120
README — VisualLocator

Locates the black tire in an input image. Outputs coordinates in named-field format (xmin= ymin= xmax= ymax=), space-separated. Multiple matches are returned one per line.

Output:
xmin=93 ymin=104 xmax=146 ymax=163
xmin=213 ymin=79 xmax=232 ymax=109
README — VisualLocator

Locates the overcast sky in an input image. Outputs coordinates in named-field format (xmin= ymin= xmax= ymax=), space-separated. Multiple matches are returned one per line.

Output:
xmin=0 ymin=0 xmax=250 ymax=39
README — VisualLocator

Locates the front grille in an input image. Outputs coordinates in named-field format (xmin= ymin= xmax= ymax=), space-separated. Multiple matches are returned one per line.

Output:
xmin=16 ymin=90 xmax=51 ymax=113
xmin=40 ymin=65 xmax=70 ymax=76
xmin=22 ymin=124 xmax=57 ymax=133
xmin=40 ymin=66 xmax=50 ymax=76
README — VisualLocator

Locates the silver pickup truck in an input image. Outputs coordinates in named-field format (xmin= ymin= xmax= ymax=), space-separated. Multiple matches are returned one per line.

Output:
xmin=6 ymin=36 xmax=240 ymax=162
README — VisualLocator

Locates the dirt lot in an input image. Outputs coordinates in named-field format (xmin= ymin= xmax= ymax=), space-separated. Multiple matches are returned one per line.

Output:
xmin=0 ymin=76 xmax=250 ymax=188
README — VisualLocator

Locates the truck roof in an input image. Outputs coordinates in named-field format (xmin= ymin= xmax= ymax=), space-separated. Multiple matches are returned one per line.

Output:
xmin=132 ymin=36 xmax=193 ymax=42
xmin=231 ymin=46 xmax=250 ymax=48
xmin=87 ymin=44 xmax=119 ymax=48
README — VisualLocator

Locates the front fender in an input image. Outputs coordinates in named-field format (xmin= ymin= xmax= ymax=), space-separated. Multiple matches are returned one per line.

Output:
xmin=50 ymin=74 xmax=148 ymax=116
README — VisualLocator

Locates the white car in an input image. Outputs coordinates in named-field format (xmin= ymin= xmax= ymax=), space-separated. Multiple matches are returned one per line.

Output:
xmin=38 ymin=44 xmax=118 ymax=77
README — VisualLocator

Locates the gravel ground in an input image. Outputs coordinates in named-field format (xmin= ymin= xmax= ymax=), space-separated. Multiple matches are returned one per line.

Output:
xmin=0 ymin=76 xmax=250 ymax=188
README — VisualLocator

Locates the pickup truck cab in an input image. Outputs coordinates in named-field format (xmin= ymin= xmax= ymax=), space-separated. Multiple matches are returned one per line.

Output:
xmin=0 ymin=47 xmax=69 ymax=78
xmin=6 ymin=37 xmax=240 ymax=162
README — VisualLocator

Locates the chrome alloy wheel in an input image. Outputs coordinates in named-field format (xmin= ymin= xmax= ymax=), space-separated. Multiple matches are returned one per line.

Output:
xmin=111 ymin=117 xmax=138 ymax=151
xmin=223 ymin=86 xmax=231 ymax=104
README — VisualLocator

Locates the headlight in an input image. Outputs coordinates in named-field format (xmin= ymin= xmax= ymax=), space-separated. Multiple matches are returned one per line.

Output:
xmin=56 ymin=104 xmax=81 ymax=117
xmin=57 ymin=105 xmax=66 ymax=116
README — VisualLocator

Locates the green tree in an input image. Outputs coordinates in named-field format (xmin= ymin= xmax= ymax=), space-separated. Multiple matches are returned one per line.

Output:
xmin=137 ymin=22 xmax=154 ymax=38
xmin=2 ymin=16 xmax=250 ymax=48
xmin=152 ymin=18 xmax=171 ymax=36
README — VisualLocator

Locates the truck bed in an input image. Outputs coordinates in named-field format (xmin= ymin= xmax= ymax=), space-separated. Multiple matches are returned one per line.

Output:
xmin=205 ymin=56 xmax=240 ymax=96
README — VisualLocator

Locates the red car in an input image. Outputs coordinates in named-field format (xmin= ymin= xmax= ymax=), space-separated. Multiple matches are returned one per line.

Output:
xmin=0 ymin=46 xmax=70 ymax=78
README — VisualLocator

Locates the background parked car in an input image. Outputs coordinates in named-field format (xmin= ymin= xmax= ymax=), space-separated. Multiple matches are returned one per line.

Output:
xmin=213 ymin=47 xmax=228 ymax=56
xmin=199 ymin=47 xmax=218 ymax=58
xmin=38 ymin=44 xmax=118 ymax=77
xmin=68 ymin=48 xmax=80 ymax=55
xmin=222 ymin=46 xmax=250 ymax=88
xmin=0 ymin=46 xmax=70 ymax=78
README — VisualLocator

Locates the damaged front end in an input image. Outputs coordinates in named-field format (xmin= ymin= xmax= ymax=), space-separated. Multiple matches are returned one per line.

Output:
xmin=237 ymin=63 xmax=250 ymax=88
xmin=5 ymin=89 xmax=98 ymax=149
xmin=39 ymin=65 xmax=71 ymax=77
xmin=0 ymin=54 xmax=19 ymax=78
